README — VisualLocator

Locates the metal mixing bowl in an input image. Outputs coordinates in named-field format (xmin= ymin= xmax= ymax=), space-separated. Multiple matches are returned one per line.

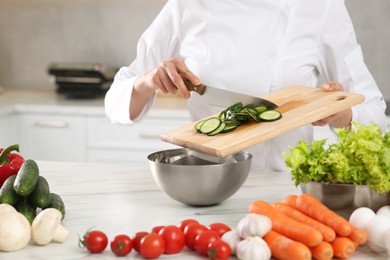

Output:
xmin=147 ymin=148 xmax=252 ymax=206
xmin=301 ymin=181 xmax=390 ymax=219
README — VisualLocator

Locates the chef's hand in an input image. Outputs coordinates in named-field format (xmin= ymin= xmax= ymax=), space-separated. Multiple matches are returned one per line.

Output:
xmin=311 ymin=81 xmax=352 ymax=129
xmin=130 ymin=57 xmax=200 ymax=120
xmin=134 ymin=57 xmax=200 ymax=99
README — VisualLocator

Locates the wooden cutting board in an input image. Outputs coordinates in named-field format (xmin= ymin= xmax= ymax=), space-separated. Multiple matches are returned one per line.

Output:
xmin=160 ymin=85 xmax=365 ymax=157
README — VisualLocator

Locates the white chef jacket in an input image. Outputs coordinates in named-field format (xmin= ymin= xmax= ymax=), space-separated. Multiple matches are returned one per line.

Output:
xmin=105 ymin=0 xmax=387 ymax=171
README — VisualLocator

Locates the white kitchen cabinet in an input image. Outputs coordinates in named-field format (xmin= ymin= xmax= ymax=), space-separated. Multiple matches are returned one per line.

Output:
xmin=17 ymin=114 xmax=86 ymax=162
xmin=85 ymin=114 xmax=190 ymax=163
xmin=0 ymin=113 xmax=18 ymax=148
xmin=0 ymin=90 xmax=191 ymax=163
xmin=11 ymin=109 xmax=190 ymax=164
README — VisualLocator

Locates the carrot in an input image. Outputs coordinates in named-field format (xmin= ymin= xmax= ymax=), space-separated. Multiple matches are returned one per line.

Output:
xmin=283 ymin=194 xmax=298 ymax=207
xmin=348 ymin=227 xmax=368 ymax=246
xmin=263 ymin=230 xmax=312 ymax=260
xmin=296 ymin=193 xmax=352 ymax=236
xmin=351 ymin=241 xmax=360 ymax=251
xmin=249 ymin=200 xmax=323 ymax=247
xmin=272 ymin=202 xmax=336 ymax=242
xmin=309 ymin=241 xmax=334 ymax=260
xmin=330 ymin=236 xmax=356 ymax=259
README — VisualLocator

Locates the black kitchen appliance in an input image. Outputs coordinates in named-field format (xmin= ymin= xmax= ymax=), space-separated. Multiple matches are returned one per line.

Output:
xmin=48 ymin=62 xmax=117 ymax=99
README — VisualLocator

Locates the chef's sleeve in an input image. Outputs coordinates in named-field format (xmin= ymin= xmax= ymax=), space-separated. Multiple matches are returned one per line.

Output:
xmin=104 ymin=1 xmax=180 ymax=125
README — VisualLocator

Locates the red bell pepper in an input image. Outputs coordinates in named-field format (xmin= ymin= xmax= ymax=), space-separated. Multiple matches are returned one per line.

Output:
xmin=0 ymin=144 xmax=25 ymax=187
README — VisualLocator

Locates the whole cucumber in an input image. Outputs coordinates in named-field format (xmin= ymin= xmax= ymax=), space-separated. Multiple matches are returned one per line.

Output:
xmin=29 ymin=176 xmax=51 ymax=208
xmin=0 ymin=175 xmax=20 ymax=205
xmin=13 ymin=159 xmax=40 ymax=197
xmin=46 ymin=193 xmax=66 ymax=220
xmin=15 ymin=198 xmax=37 ymax=224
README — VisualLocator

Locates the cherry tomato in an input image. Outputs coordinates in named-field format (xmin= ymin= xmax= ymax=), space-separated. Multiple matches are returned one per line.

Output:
xmin=158 ymin=225 xmax=185 ymax=254
xmin=151 ymin=225 xmax=165 ymax=234
xmin=178 ymin=218 xmax=199 ymax=232
xmin=132 ymin=231 xmax=148 ymax=253
xmin=79 ymin=230 xmax=108 ymax=254
xmin=209 ymin=223 xmax=232 ymax=237
xmin=140 ymin=233 xmax=165 ymax=259
xmin=110 ymin=234 xmax=133 ymax=256
xmin=194 ymin=230 xmax=220 ymax=256
xmin=207 ymin=239 xmax=231 ymax=260
xmin=183 ymin=222 xmax=208 ymax=250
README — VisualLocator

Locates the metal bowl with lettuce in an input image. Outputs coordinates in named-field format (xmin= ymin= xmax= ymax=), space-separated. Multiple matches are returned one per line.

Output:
xmin=283 ymin=122 xmax=390 ymax=218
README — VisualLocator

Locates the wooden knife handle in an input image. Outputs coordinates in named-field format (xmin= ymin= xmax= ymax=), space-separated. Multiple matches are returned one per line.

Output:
xmin=184 ymin=80 xmax=206 ymax=95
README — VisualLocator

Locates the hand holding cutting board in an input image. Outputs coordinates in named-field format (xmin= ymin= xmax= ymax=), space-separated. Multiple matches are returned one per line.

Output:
xmin=312 ymin=82 xmax=353 ymax=129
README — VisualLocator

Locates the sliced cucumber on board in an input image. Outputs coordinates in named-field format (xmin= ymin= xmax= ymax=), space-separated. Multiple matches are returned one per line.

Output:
xmin=194 ymin=102 xmax=282 ymax=136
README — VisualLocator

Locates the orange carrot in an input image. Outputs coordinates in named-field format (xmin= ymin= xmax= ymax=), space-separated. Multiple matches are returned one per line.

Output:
xmin=283 ymin=194 xmax=298 ymax=207
xmin=348 ymin=227 xmax=368 ymax=246
xmin=351 ymin=241 xmax=360 ymax=251
xmin=249 ymin=200 xmax=323 ymax=247
xmin=263 ymin=230 xmax=312 ymax=260
xmin=309 ymin=241 xmax=334 ymax=260
xmin=272 ymin=202 xmax=336 ymax=242
xmin=296 ymin=194 xmax=352 ymax=236
xmin=330 ymin=236 xmax=356 ymax=259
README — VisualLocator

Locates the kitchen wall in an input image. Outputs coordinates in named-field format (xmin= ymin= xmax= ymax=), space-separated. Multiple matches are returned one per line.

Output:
xmin=0 ymin=0 xmax=167 ymax=90
xmin=0 ymin=0 xmax=389 ymax=100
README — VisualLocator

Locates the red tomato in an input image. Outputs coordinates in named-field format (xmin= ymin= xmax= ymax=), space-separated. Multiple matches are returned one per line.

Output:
xmin=207 ymin=239 xmax=231 ymax=260
xmin=79 ymin=230 xmax=108 ymax=254
xmin=208 ymin=223 xmax=232 ymax=237
xmin=194 ymin=230 xmax=220 ymax=256
xmin=110 ymin=234 xmax=133 ymax=256
xmin=158 ymin=225 xmax=185 ymax=254
xmin=151 ymin=225 xmax=165 ymax=234
xmin=178 ymin=218 xmax=199 ymax=232
xmin=132 ymin=231 xmax=148 ymax=253
xmin=140 ymin=233 xmax=165 ymax=259
xmin=183 ymin=222 xmax=208 ymax=250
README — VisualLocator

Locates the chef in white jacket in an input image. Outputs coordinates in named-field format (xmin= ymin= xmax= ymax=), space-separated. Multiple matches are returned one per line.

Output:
xmin=105 ymin=0 xmax=387 ymax=171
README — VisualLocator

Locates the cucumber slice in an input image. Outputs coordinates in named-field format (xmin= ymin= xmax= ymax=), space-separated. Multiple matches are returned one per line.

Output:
xmin=194 ymin=120 xmax=206 ymax=132
xmin=245 ymin=107 xmax=260 ymax=122
xmin=219 ymin=111 xmax=226 ymax=120
xmin=254 ymin=105 xmax=267 ymax=114
xmin=258 ymin=110 xmax=282 ymax=121
xmin=199 ymin=117 xmax=221 ymax=134
xmin=221 ymin=124 xmax=238 ymax=133
xmin=207 ymin=122 xmax=226 ymax=136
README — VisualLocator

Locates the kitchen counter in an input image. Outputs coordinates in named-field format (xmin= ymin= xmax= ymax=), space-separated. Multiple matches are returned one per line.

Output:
xmin=0 ymin=161 xmax=385 ymax=259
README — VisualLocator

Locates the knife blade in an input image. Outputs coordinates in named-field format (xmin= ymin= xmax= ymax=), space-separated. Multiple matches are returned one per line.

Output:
xmin=184 ymin=80 xmax=278 ymax=109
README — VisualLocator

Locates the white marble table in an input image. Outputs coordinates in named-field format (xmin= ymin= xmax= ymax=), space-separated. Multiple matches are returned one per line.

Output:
xmin=0 ymin=161 xmax=386 ymax=259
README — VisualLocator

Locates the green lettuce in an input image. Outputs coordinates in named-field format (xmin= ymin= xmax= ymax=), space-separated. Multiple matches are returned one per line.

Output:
xmin=283 ymin=122 xmax=390 ymax=193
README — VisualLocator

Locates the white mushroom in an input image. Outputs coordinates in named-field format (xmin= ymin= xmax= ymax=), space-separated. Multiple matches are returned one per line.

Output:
xmin=0 ymin=210 xmax=31 ymax=252
xmin=0 ymin=203 xmax=17 ymax=215
xmin=31 ymin=208 xmax=70 ymax=245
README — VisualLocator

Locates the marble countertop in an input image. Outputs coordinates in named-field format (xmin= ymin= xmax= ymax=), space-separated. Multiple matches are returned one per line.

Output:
xmin=0 ymin=161 xmax=385 ymax=259
xmin=0 ymin=89 xmax=188 ymax=117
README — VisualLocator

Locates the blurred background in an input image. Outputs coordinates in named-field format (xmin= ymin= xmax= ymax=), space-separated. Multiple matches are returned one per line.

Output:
xmin=0 ymin=0 xmax=388 ymax=101
xmin=0 ymin=0 xmax=388 ymax=163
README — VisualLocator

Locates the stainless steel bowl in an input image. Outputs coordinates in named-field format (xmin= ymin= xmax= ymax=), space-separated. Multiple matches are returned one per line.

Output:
xmin=301 ymin=181 xmax=390 ymax=219
xmin=147 ymin=148 xmax=252 ymax=206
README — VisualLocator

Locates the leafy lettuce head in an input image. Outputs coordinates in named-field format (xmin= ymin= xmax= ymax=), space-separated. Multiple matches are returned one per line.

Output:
xmin=283 ymin=122 xmax=390 ymax=193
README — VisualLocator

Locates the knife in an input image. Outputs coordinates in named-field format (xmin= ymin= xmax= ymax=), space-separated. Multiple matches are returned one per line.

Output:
xmin=184 ymin=80 xmax=278 ymax=109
